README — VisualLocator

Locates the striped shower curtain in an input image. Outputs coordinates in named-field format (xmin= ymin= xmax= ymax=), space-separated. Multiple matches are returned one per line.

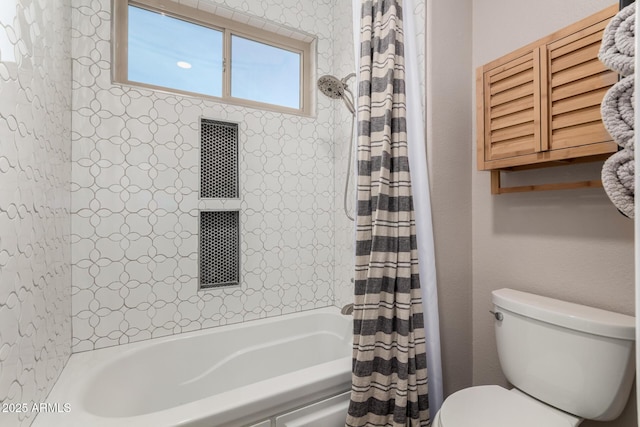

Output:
xmin=346 ymin=0 xmax=430 ymax=426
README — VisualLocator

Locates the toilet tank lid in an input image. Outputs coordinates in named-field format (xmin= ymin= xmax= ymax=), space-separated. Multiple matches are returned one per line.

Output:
xmin=492 ymin=289 xmax=635 ymax=340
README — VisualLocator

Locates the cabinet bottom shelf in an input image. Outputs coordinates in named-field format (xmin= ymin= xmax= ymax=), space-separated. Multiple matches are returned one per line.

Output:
xmin=490 ymin=170 xmax=604 ymax=195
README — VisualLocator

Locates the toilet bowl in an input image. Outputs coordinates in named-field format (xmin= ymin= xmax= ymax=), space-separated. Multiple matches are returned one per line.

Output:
xmin=432 ymin=386 xmax=581 ymax=427
xmin=432 ymin=289 xmax=635 ymax=427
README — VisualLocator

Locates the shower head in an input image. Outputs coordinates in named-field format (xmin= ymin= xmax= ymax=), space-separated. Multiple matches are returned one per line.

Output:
xmin=318 ymin=73 xmax=356 ymax=115
xmin=318 ymin=75 xmax=347 ymax=99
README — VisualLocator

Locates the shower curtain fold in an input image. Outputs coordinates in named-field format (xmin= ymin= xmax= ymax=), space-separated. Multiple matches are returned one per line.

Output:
xmin=346 ymin=0 xmax=430 ymax=425
xmin=402 ymin=0 xmax=443 ymax=415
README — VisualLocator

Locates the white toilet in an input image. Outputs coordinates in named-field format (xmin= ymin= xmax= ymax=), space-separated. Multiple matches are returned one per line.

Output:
xmin=432 ymin=288 xmax=636 ymax=427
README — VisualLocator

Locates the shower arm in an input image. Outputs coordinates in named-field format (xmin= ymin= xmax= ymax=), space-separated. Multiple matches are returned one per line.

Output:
xmin=342 ymin=73 xmax=356 ymax=83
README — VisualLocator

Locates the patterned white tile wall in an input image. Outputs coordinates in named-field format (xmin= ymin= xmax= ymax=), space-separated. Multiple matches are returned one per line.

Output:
xmin=71 ymin=0 xmax=339 ymax=351
xmin=412 ymin=0 xmax=427 ymax=113
xmin=0 ymin=1 xmax=72 ymax=426
xmin=332 ymin=0 xmax=357 ymax=309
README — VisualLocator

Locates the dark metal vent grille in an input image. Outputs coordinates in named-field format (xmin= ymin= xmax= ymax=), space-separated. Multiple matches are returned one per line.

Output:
xmin=199 ymin=211 xmax=240 ymax=289
xmin=200 ymin=119 xmax=238 ymax=199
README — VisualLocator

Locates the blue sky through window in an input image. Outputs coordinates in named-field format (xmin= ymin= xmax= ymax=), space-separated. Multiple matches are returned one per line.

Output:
xmin=128 ymin=5 xmax=223 ymax=97
xmin=127 ymin=6 xmax=303 ymax=110
xmin=231 ymin=35 xmax=301 ymax=109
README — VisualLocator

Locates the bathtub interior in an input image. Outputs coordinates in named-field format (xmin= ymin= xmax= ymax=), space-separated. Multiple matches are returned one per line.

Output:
xmin=76 ymin=309 xmax=353 ymax=418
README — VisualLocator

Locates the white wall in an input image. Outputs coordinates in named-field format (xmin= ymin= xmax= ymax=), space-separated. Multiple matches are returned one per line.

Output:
xmin=71 ymin=0 xmax=338 ymax=352
xmin=472 ymin=1 xmax=637 ymax=426
xmin=426 ymin=0 xmax=474 ymax=397
xmin=0 ymin=0 xmax=72 ymax=425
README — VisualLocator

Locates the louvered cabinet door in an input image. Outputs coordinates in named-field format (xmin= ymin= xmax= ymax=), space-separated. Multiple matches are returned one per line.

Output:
xmin=476 ymin=4 xmax=619 ymax=173
xmin=546 ymin=18 xmax=618 ymax=154
xmin=481 ymin=49 xmax=542 ymax=169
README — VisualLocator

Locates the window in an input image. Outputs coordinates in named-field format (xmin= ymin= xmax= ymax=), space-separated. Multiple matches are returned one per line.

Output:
xmin=127 ymin=5 xmax=224 ymax=97
xmin=230 ymin=35 xmax=301 ymax=109
xmin=113 ymin=0 xmax=314 ymax=115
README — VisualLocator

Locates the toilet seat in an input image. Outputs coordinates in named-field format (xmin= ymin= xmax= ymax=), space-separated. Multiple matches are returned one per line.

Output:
xmin=435 ymin=385 xmax=581 ymax=427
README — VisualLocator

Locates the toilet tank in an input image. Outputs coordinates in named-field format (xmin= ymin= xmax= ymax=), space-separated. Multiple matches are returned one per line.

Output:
xmin=492 ymin=288 xmax=635 ymax=421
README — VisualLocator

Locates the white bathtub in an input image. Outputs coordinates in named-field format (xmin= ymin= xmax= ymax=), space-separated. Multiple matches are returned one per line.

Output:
xmin=35 ymin=307 xmax=352 ymax=427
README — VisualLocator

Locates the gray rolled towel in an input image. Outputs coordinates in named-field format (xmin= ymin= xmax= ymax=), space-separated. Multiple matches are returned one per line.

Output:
xmin=598 ymin=3 xmax=635 ymax=76
xmin=602 ymin=148 xmax=635 ymax=218
xmin=601 ymin=74 xmax=634 ymax=150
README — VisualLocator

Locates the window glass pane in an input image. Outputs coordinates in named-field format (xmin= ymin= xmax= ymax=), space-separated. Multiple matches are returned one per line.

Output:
xmin=128 ymin=5 xmax=223 ymax=97
xmin=231 ymin=35 xmax=301 ymax=109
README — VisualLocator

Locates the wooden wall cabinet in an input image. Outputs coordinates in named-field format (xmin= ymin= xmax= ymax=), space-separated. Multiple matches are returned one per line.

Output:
xmin=476 ymin=4 xmax=619 ymax=183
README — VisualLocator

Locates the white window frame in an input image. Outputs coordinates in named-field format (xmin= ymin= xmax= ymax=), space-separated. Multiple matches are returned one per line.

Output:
xmin=112 ymin=0 xmax=314 ymax=116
